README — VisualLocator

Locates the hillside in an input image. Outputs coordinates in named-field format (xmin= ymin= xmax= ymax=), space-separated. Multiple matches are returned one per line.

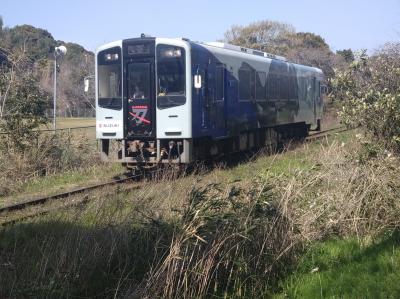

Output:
xmin=0 ymin=23 xmax=94 ymax=117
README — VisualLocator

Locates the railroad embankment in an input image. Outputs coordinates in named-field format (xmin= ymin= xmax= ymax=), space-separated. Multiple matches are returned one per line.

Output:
xmin=1 ymin=130 xmax=400 ymax=298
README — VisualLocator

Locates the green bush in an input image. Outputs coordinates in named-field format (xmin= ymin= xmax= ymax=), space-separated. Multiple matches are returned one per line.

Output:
xmin=330 ymin=44 xmax=400 ymax=152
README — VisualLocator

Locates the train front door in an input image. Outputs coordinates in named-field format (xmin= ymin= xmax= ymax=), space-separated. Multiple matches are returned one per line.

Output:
xmin=125 ymin=60 xmax=155 ymax=137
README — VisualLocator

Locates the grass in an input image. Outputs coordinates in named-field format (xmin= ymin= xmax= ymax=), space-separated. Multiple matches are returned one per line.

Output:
xmin=275 ymin=231 xmax=400 ymax=298
xmin=1 ymin=129 xmax=400 ymax=298
xmin=0 ymin=129 xmax=100 ymax=200
xmin=43 ymin=117 xmax=95 ymax=129
xmin=0 ymin=162 xmax=124 ymax=207
xmin=0 ymin=127 xmax=338 ymax=207
xmin=41 ymin=117 xmax=96 ymax=140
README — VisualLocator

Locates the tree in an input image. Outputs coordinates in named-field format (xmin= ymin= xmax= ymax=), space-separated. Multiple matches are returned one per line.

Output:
xmin=336 ymin=49 xmax=355 ymax=63
xmin=222 ymin=20 xmax=337 ymax=79
xmin=332 ymin=43 xmax=400 ymax=152
xmin=0 ymin=23 xmax=95 ymax=118
xmin=0 ymin=49 xmax=49 ymax=150
xmin=223 ymin=20 xmax=295 ymax=52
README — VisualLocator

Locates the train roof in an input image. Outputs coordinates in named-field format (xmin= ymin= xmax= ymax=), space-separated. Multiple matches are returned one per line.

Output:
xmin=200 ymin=41 xmax=288 ymax=62
xmin=191 ymin=40 xmax=323 ymax=74
xmin=96 ymin=37 xmax=323 ymax=75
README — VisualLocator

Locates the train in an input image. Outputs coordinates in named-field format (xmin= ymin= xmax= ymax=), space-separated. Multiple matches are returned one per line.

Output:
xmin=95 ymin=35 xmax=325 ymax=170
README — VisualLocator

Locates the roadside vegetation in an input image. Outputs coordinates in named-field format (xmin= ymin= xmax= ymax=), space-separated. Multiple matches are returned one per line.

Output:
xmin=2 ymin=131 xmax=400 ymax=298
xmin=331 ymin=43 xmax=400 ymax=152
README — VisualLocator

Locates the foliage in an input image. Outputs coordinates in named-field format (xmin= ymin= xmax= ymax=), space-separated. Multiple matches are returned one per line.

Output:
xmin=0 ymin=48 xmax=96 ymax=195
xmin=3 ymin=25 xmax=56 ymax=61
xmin=0 ymin=18 xmax=94 ymax=117
xmin=0 ymin=44 xmax=49 ymax=149
xmin=222 ymin=20 xmax=341 ymax=79
xmin=294 ymin=32 xmax=330 ymax=50
xmin=223 ymin=20 xmax=296 ymax=51
xmin=144 ymin=180 xmax=294 ymax=298
xmin=0 ymin=131 xmax=98 ymax=196
xmin=0 ymin=73 xmax=49 ymax=149
xmin=331 ymin=43 xmax=400 ymax=152
xmin=337 ymin=48 xmax=355 ymax=63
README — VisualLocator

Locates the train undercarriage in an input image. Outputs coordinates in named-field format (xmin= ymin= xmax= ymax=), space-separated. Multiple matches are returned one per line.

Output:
xmin=99 ymin=122 xmax=312 ymax=173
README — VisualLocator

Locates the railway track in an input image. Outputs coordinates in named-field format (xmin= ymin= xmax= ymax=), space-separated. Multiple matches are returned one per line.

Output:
xmin=0 ymin=174 xmax=144 ymax=226
xmin=0 ymin=125 xmax=348 ymax=226
xmin=306 ymin=125 xmax=347 ymax=141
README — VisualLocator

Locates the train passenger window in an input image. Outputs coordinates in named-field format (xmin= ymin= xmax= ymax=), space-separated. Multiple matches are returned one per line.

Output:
xmin=255 ymin=71 xmax=266 ymax=101
xmin=267 ymin=72 xmax=279 ymax=100
xmin=280 ymin=74 xmax=289 ymax=100
xmin=287 ymin=75 xmax=297 ymax=99
xmin=239 ymin=66 xmax=255 ymax=101
xmin=306 ymin=77 xmax=313 ymax=102
xmin=156 ymin=45 xmax=186 ymax=109
xmin=320 ymin=84 xmax=328 ymax=95
xmin=288 ymin=65 xmax=298 ymax=99
xmin=318 ymin=81 xmax=321 ymax=97
xmin=298 ymin=76 xmax=308 ymax=101
xmin=215 ymin=64 xmax=225 ymax=101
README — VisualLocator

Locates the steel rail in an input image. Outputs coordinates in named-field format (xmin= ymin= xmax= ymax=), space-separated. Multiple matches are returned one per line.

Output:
xmin=0 ymin=174 xmax=141 ymax=215
xmin=306 ymin=126 xmax=348 ymax=141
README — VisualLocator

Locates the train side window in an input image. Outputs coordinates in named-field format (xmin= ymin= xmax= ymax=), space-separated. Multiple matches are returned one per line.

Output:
xmin=278 ymin=74 xmax=285 ymax=100
xmin=288 ymin=65 xmax=298 ymax=100
xmin=320 ymin=84 xmax=327 ymax=95
xmin=306 ymin=77 xmax=313 ymax=102
xmin=288 ymin=74 xmax=298 ymax=99
xmin=255 ymin=71 xmax=266 ymax=101
xmin=267 ymin=72 xmax=279 ymax=100
xmin=215 ymin=64 xmax=225 ymax=102
xmin=299 ymin=76 xmax=307 ymax=101
xmin=239 ymin=66 xmax=255 ymax=101
xmin=318 ymin=81 xmax=321 ymax=97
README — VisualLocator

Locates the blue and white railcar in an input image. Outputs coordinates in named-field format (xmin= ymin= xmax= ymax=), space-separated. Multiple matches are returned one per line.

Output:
xmin=95 ymin=36 xmax=325 ymax=168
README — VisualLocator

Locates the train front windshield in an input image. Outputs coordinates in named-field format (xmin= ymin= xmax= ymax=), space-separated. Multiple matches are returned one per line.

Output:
xmin=156 ymin=45 xmax=186 ymax=109
xmin=98 ymin=47 xmax=122 ymax=110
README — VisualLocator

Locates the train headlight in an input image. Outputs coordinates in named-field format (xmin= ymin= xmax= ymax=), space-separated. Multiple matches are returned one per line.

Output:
xmin=105 ymin=53 xmax=119 ymax=61
xmin=173 ymin=49 xmax=182 ymax=57
xmin=161 ymin=48 xmax=182 ymax=58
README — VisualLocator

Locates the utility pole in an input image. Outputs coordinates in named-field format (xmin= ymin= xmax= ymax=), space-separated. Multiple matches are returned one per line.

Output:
xmin=53 ymin=46 xmax=67 ymax=131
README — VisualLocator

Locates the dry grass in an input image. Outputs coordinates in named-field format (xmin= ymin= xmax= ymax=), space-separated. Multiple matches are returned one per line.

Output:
xmin=1 ymin=132 xmax=400 ymax=298
xmin=277 ymin=138 xmax=400 ymax=241
xmin=138 ymin=135 xmax=400 ymax=298
xmin=41 ymin=117 xmax=95 ymax=129
xmin=0 ymin=131 xmax=98 ymax=197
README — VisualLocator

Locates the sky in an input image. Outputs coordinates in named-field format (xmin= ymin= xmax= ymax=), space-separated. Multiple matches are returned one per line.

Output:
xmin=1 ymin=0 xmax=400 ymax=53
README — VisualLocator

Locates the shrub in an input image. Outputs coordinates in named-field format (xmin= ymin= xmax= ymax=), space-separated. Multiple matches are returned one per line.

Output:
xmin=143 ymin=181 xmax=296 ymax=298
xmin=0 ymin=53 xmax=98 ymax=196
xmin=0 ymin=132 xmax=98 ymax=196
xmin=331 ymin=43 xmax=400 ymax=152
